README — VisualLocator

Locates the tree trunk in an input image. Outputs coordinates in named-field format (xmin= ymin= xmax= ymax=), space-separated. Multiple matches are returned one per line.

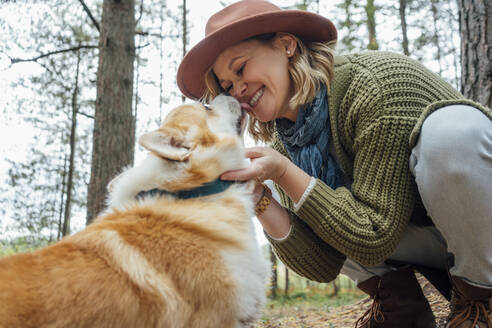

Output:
xmin=57 ymin=153 xmax=67 ymax=240
xmin=332 ymin=277 xmax=340 ymax=296
xmin=399 ymin=0 xmax=410 ymax=56
xmin=159 ymin=0 xmax=165 ymax=122
xmin=338 ymin=0 xmax=357 ymax=52
xmin=87 ymin=0 xmax=136 ymax=224
xmin=431 ymin=0 xmax=443 ymax=74
xmin=449 ymin=0 xmax=461 ymax=89
xmin=284 ymin=267 xmax=289 ymax=296
xmin=62 ymin=49 xmax=81 ymax=236
xmin=458 ymin=0 xmax=492 ymax=107
xmin=269 ymin=245 xmax=278 ymax=299
xmin=365 ymin=0 xmax=379 ymax=50
xmin=181 ymin=0 xmax=187 ymax=103
xmin=134 ymin=39 xmax=140 ymax=136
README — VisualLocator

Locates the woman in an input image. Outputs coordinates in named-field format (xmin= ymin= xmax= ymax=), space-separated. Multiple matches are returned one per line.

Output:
xmin=177 ymin=1 xmax=492 ymax=327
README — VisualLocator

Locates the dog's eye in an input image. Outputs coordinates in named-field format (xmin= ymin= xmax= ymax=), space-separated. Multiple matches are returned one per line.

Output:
xmin=203 ymin=104 xmax=212 ymax=111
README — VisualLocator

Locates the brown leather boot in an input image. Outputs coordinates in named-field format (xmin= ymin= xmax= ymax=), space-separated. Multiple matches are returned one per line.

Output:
xmin=355 ymin=266 xmax=436 ymax=328
xmin=446 ymin=276 xmax=492 ymax=328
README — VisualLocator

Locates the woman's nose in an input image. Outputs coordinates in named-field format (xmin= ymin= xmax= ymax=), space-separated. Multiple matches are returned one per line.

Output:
xmin=233 ymin=82 xmax=247 ymax=99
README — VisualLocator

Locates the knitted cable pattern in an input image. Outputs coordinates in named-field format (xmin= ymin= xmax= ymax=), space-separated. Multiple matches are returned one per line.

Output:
xmin=268 ymin=51 xmax=492 ymax=276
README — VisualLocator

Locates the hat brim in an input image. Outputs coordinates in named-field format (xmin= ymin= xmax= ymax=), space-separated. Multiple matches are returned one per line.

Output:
xmin=177 ymin=10 xmax=337 ymax=100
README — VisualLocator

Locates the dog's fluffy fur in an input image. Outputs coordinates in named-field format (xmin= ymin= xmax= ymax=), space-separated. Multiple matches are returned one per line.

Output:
xmin=0 ymin=95 xmax=269 ymax=328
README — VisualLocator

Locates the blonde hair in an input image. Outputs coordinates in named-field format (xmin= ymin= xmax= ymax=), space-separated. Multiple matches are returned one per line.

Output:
xmin=203 ymin=33 xmax=337 ymax=143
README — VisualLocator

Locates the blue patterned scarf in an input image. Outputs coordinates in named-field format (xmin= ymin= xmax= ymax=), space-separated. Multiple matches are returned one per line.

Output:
xmin=276 ymin=84 xmax=344 ymax=190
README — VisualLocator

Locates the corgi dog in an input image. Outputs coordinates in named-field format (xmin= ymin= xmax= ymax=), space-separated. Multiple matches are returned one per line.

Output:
xmin=0 ymin=95 xmax=269 ymax=328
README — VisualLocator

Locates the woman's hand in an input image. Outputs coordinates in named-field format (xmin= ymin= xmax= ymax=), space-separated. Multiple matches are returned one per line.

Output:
xmin=246 ymin=178 xmax=267 ymax=205
xmin=220 ymin=147 xmax=289 ymax=183
xmin=222 ymin=146 xmax=311 ymax=204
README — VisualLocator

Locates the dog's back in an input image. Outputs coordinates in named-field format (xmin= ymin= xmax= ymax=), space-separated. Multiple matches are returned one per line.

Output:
xmin=0 ymin=235 xmax=162 ymax=328
xmin=0 ymin=195 xmax=257 ymax=327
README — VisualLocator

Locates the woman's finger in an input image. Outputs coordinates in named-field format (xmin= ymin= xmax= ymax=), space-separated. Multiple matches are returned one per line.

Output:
xmin=244 ymin=147 xmax=268 ymax=159
xmin=220 ymin=167 xmax=258 ymax=181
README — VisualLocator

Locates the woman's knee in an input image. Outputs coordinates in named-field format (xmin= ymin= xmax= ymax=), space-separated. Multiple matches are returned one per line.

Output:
xmin=416 ymin=105 xmax=491 ymax=177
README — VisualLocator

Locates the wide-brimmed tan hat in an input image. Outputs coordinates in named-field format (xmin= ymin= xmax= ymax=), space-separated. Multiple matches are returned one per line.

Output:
xmin=177 ymin=0 xmax=337 ymax=100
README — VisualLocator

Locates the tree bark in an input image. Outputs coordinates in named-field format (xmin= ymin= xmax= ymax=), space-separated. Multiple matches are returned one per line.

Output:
xmin=57 ymin=154 xmax=67 ymax=240
xmin=399 ymin=0 xmax=410 ymax=56
xmin=284 ymin=267 xmax=289 ymax=296
xmin=431 ymin=0 xmax=443 ymax=74
xmin=181 ymin=0 xmax=187 ymax=103
xmin=339 ymin=0 xmax=357 ymax=52
xmin=453 ymin=2 xmax=461 ymax=89
xmin=458 ymin=0 xmax=492 ymax=107
xmin=365 ymin=0 xmax=379 ymax=50
xmin=133 ymin=38 xmax=140 ymax=139
xmin=87 ymin=0 xmax=136 ymax=223
xmin=159 ymin=1 xmax=165 ymax=122
xmin=332 ymin=277 xmax=340 ymax=296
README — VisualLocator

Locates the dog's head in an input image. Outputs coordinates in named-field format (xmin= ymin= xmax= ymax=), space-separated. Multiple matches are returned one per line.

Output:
xmin=137 ymin=95 xmax=247 ymax=192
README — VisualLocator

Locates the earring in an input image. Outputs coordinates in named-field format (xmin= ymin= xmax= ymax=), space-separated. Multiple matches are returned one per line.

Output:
xmin=287 ymin=50 xmax=291 ymax=55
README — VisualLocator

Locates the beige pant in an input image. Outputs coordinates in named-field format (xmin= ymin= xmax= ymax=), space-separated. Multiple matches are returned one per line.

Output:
xmin=342 ymin=105 xmax=492 ymax=288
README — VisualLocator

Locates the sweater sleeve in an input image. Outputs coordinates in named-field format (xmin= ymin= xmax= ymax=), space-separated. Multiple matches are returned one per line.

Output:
xmin=266 ymin=211 xmax=346 ymax=282
xmin=264 ymin=138 xmax=346 ymax=282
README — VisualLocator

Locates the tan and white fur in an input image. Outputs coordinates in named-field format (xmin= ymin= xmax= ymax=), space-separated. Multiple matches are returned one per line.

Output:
xmin=0 ymin=95 xmax=269 ymax=328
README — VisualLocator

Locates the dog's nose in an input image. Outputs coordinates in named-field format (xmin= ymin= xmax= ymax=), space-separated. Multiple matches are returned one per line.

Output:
xmin=213 ymin=94 xmax=241 ymax=115
xmin=226 ymin=96 xmax=241 ymax=114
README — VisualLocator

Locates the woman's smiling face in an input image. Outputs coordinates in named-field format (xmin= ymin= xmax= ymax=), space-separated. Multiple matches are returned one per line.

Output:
xmin=212 ymin=34 xmax=298 ymax=122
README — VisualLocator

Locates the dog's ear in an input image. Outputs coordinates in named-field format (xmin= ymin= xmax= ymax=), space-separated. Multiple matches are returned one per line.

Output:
xmin=139 ymin=130 xmax=193 ymax=161
xmin=107 ymin=171 xmax=124 ymax=192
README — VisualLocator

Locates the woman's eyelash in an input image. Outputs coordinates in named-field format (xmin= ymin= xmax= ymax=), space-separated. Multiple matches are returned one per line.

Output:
xmin=222 ymin=62 xmax=245 ymax=94
xmin=237 ymin=63 xmax=245 ymax=75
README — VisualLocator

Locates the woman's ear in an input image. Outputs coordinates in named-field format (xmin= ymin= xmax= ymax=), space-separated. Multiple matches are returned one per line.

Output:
xmin=274 ymin=33 xmax=297 ymax=58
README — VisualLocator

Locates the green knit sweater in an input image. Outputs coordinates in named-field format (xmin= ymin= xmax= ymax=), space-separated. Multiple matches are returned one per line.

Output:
xmin=267 ymin=51 xmax=492 ymax=282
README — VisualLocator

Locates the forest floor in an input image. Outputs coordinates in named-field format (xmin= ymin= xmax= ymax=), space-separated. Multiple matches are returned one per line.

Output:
xmin=254 ymin=274 xmax=450 ymax=328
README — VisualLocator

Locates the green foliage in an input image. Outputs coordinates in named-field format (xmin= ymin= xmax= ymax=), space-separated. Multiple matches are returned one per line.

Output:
xmin=264 ymin=283 xmax=365 ymax=317
xmin=285 ymin=0 xmax=319 ymax=12
xmin=334 ymin=0 xmax=365 ymax=52
xmin=330 ymin=0 xmax=459 ymax=87
xmin=3 ymin=150 xmax=65 ymax=242
xmin=394 ymin=0 xmax=460 ymax=86
xmin=0 ymin=237 xmax=48 ymax=258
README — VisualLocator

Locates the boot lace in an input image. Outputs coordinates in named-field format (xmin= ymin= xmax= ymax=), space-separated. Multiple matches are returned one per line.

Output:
xmin=447 ymin=290 xmax=492 ymax=328
xmin=355 ymin=296 xmax=385 ymax=328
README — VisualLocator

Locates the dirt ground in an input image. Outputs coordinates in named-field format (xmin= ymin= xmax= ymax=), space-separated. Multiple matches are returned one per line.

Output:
xmin=254 ymin=274 xmax=449 ymax=328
